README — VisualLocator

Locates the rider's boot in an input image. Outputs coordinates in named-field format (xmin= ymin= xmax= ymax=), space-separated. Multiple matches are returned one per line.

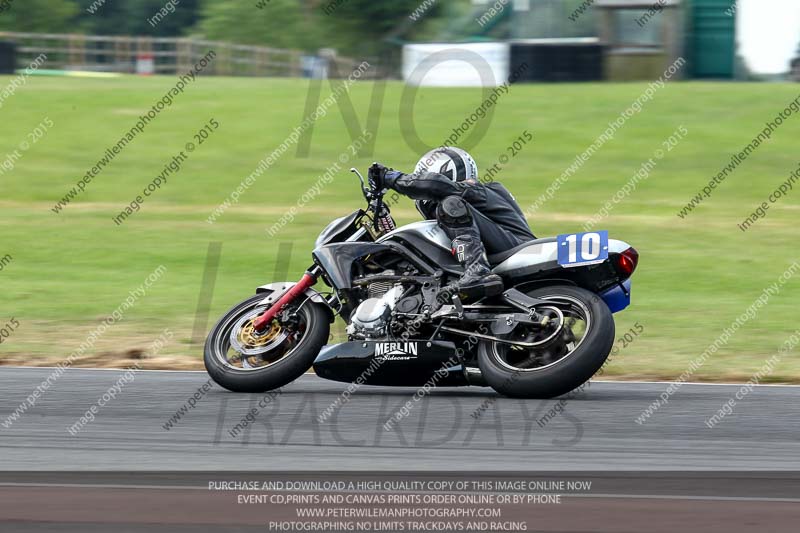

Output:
xmin=440 ymin=235 xmax=504 ymax=304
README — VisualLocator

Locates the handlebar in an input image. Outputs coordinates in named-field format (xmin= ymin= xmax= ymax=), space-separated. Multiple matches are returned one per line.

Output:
xmin=349 ymin=166 xmax=394 ymax=233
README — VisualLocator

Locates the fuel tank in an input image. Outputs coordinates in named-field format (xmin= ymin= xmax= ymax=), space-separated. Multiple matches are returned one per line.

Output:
xmin=377 ymin=221 xmax=451 ymax=251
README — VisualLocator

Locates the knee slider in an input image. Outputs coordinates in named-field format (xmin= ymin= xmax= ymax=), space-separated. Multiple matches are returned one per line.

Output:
xmin=437 ymin=195 xmax=472 ymax=227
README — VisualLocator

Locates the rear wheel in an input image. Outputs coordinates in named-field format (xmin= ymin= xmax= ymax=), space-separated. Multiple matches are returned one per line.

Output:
xmin=204 ymin=293 xmax=330 ymax=393
xmin=477 ymin=285 xmax=614 ymax=398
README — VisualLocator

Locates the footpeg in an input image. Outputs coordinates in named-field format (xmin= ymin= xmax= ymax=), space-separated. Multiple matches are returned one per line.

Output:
xmin=451 ymin=295 xmax=464 ymax=318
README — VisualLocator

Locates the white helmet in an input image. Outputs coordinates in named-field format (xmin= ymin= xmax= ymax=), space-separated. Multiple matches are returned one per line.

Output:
xmin=414 ymin=147 xmax=478 ymax=183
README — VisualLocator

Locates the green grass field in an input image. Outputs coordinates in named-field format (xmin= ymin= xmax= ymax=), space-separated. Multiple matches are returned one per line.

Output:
xmin=0 ymin=75 xmax=798 ymax=381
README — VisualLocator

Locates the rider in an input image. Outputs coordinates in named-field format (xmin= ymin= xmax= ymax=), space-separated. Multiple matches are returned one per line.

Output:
xmin=369 ymin=147 xmax=535 ymax=303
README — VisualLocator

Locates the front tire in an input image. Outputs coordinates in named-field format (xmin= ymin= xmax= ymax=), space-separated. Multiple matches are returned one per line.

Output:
xmin=477 ymin=285 xmax=615 ymax=399
xmin=204 ymin=294 xmax=330 ymax=393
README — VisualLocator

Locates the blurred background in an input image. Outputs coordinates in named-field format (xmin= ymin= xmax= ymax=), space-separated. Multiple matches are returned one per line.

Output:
xmin=0 ymin=0 xmax=798 ymax=381
xmin=2 ymin=0 xmax=799 ymax=80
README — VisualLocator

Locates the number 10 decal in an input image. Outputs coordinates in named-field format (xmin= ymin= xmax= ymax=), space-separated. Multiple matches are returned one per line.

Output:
xmin=557 ymin=230 xmax=609 ymax=268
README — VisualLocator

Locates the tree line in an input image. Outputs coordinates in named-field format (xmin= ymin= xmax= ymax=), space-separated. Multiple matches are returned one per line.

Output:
xmin=0 ymin=0 xmax=454 ymax=57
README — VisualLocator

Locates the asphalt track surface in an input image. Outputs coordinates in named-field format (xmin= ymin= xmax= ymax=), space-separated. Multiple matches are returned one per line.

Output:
xmin=1 ymin=367 xmax=799 ymax=470
xmin=1 ymin=368 xmax=799 ymax=532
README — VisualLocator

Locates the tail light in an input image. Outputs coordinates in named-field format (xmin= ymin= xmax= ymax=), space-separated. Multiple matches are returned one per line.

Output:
xmin=616 ymin=247 xmax=639 ymax=277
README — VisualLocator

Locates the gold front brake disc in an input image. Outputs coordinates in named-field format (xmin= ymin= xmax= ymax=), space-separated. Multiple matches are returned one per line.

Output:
xmin=238 ymin=320 xmax=281 ymax=349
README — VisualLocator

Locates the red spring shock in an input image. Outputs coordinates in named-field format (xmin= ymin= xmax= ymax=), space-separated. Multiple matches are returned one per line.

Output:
xmin=375 ymin=205 xmax=395 ymax=233
xmin=252 ymin=271 xmax=318 ymax=332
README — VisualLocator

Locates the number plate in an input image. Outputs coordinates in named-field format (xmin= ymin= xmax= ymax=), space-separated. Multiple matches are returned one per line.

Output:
xmin=557 ymin=231 xmax=609 ymax=268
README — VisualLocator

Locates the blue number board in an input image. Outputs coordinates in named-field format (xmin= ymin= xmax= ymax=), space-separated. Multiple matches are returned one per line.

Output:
xmin=557 ymin=230 xmax=609 ymax=268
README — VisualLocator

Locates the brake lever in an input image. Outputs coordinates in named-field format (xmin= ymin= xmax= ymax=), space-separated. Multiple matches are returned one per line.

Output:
xmin=350 ymin=168 xmax=370 ymax=199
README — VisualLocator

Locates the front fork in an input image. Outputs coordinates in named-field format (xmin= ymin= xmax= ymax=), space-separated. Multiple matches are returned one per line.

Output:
xmin=252 ymin=265 xmax=321 ymax=332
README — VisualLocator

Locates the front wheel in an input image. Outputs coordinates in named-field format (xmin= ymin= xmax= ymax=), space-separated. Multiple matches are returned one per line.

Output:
xmin=204 ymin=293 xmax=330 ymax=393
xmin=477 ymin=285 xmax=615 ymax=399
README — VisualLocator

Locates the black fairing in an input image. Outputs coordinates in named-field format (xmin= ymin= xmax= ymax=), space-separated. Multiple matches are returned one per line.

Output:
xmin=501 ymin=259 xmax=622 ymax=295
xmin=383 ymin=233 xmax=462 ymax=276
xmin=314 ymin=210 xmax=364 ymax=248
xmin=313 ymin=242 xmax=393 ymax=290
xmin=313 ymin=341 xmax=467 ymax=387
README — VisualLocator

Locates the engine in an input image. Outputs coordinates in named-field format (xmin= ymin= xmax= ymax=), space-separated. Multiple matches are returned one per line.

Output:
xmin=347 ymin=262 xmax=429 ymax=340
xmin=346 ymin=284 xmax=404 ymax=339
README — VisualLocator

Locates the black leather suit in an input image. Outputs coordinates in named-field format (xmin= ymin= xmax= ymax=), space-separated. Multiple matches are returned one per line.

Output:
xmin=384 ymin=170 xmax=535 ymax=256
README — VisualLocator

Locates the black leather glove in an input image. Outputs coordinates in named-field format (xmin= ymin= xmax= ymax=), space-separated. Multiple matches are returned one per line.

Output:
xmin=368 ymin=163 xmax=390 ymax=192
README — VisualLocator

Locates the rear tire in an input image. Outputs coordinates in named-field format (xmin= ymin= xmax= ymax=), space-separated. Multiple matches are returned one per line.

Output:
xmin=204 ymin=294 xmax=330 ymax=393
xmin=477 ymin=285 xmax=614 ymax=399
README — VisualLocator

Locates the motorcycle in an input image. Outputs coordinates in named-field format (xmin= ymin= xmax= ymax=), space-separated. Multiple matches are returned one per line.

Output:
xmin=204 ymin=165 xmax=639 ymax=398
